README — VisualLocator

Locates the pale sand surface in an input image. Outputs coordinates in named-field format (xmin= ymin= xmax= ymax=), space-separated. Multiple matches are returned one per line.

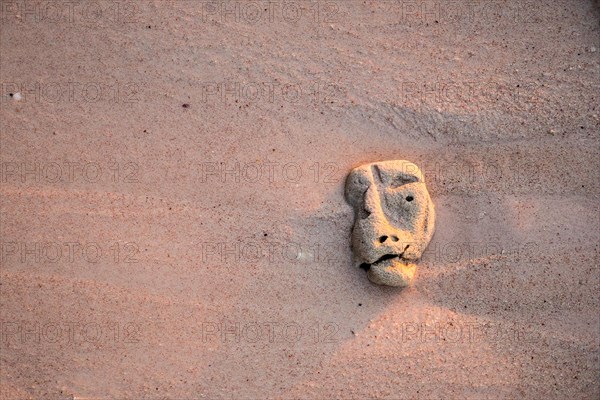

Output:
xmin=1 ymin=1 xmax=599 ymax=398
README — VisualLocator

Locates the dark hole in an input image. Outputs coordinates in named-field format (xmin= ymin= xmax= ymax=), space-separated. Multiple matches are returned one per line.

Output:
xmin=182 ymin=103 xmax=190 ymax=108
xmin=360 ymin=208 xmax=371 ymax=220
xmin=360 ymin=254 xmax=399 ymax=272
xmin=379 ymin=235 xmax=388 ymax=243
xmin=9 ymin=93 xmax=13 ymax=97
xmin=375 ymin=254 xmax=398 ymax=263
xmin=358 ymin=303 xmax=362 ymax=306
xmin=263 ymin=233 xmax=267 ymax=237
xmin=406 ymin=195 xmax=414 ymax=202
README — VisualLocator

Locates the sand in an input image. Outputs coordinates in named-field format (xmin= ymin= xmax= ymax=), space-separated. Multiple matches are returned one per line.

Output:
xmin=1 ymin=1 xmax=599 ymax=398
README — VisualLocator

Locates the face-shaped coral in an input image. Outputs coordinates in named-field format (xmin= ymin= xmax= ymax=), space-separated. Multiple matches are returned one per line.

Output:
xmin=345 ymin=160 xmax=435 ymax=287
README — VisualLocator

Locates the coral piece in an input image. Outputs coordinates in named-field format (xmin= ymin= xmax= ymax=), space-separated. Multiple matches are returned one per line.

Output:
xmin=345 ymin=160 xmax=435 ymax=287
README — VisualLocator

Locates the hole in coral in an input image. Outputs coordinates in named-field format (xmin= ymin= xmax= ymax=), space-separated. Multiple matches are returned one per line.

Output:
xmin=379 ymin=236 xmax=388 ymax=243
xmin=406 ymin=195 xmax=414 ymax=202
xmin=374 ymin=254 xmax=398 ymax=263
xmin=360 ymin=208 xmax=371 ymax=220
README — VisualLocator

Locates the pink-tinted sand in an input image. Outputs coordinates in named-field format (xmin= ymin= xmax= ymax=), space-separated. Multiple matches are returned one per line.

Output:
xmin=1 ymin=1 xmax=599 ymax=398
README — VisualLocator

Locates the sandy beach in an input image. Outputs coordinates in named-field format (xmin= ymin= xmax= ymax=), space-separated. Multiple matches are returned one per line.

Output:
xmin=1 ymin=1 xmax=599 ymax=398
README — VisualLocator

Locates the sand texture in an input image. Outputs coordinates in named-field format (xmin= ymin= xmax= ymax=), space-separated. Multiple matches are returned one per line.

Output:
xmin=1 ymin=1 xmax=599 ymax=399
